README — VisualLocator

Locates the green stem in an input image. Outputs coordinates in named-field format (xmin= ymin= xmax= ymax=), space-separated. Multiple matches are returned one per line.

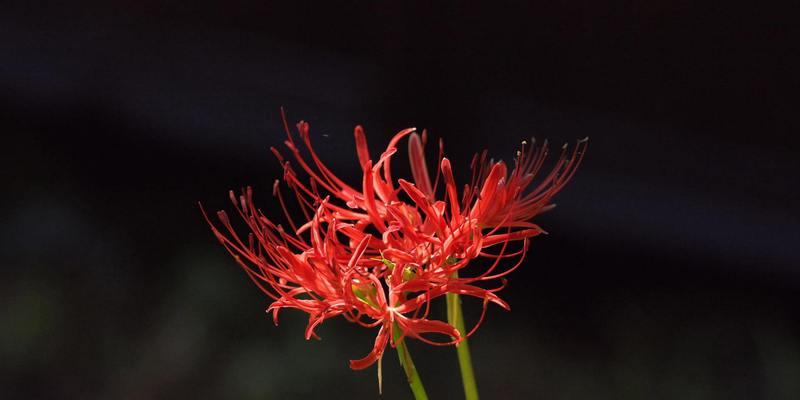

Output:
xmin=393 ymin=322 xmax=429 ymax=400
xmin=447 ymin=274 xmax=480 ymax=400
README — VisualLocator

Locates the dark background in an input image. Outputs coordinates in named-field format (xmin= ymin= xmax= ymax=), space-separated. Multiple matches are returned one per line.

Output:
xmin=2 ymin=2 xmax=798 ymax=399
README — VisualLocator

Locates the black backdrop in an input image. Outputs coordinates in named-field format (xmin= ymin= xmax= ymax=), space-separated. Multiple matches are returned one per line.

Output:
xmin=2 ymin=2 xmax=798 ymax=399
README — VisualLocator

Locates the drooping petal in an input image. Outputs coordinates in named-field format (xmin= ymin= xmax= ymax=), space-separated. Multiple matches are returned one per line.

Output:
xmin=395 ymin=315 xmax=461 ymax=346
xmin=349 ymin=324 xmax=391 ymax=370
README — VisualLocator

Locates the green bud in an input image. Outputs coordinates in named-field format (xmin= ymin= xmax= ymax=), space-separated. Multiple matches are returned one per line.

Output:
xmin=351 ymin=280 xmax=379 ymax=309
xmin=402 ymin=266 xmax=417 ymax=281
xmin=380 ymin=257 xmax=396 ymax=270
xmin=372 ymin=252 xmax=396 ymax=271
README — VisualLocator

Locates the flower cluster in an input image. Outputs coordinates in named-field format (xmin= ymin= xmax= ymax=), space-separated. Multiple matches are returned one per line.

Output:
xmin=202 ymin=113 xmax=586 ymax=370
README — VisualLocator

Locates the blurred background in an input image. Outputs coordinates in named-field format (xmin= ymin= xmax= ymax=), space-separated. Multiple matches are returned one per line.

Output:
xmin=2 ymin=2 xmax=798 ymax=399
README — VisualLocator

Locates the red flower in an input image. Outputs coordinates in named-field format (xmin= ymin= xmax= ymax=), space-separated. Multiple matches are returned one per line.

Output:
xmin=202 ymin=111 xmax=586 ymax=370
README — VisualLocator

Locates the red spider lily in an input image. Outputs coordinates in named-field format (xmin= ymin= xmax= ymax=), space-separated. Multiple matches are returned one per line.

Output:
xmin=202 ymin=111 xmax=586 ymax=370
